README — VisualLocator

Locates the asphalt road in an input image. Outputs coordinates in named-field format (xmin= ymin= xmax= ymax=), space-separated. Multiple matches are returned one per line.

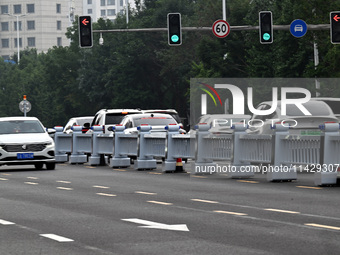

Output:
xmin=0 ymin=162 xmax=340 ymax=255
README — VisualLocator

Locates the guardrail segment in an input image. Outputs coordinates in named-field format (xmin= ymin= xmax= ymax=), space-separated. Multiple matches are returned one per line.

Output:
xmin=52 ymin=122 xmax=340 ymax=186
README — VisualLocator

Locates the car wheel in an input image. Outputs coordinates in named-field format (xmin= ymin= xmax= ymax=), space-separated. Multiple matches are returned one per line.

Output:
xmin=35 ymin=163 xmax=44 ymax=170
xmin=46 ymin=162 xmax=56 ymax=170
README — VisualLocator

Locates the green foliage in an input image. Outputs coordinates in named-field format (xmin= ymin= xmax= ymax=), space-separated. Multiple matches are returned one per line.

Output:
xmin=0 ymin=0 xmax=340 ymax=127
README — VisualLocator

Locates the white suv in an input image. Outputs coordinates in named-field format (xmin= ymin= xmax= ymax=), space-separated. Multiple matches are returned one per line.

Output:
xmin=89 ymin=109 xmax=142 ymax=134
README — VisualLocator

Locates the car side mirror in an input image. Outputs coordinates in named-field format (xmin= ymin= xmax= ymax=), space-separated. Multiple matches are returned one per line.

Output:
xmin=46 ymin=128 xmax=56 ymax=135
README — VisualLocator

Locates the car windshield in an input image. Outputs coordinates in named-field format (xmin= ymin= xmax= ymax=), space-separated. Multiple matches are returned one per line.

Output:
xmin=286 ymin=102 xmax=332 ymax=116
xmin=322 ymin=101 xmax=340 ymax=115
xmin=0 ymin=120 xmax=45 ymax=134
xmin=76 ymin=118 xmax=93 ymax=126
xmin=133 ymin=117 xmax=177 ymax=127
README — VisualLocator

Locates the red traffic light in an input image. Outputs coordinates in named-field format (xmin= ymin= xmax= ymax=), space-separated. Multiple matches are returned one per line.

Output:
xmin=79 ymin=16 xmax=93 ymax=48
xmin=81 ymin=18 xmax=89 ymax=26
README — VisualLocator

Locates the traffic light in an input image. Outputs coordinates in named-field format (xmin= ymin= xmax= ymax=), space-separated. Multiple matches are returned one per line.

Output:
xmin=330 ymin=11 xmax=340 ymax=44
xmin=79 ymin=16 xmax=93 ymax=48
xmin=259 ymin=11 xmax=273 ymax=44
xmin=167 ymin=13 xmax=182 ymax=46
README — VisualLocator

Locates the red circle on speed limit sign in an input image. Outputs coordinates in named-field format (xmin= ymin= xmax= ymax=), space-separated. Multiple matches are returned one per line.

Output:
xmin=212 ymin=19 xmax=230 ymax=38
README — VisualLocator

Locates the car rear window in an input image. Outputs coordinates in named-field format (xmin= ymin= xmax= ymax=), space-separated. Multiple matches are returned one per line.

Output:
xmin=105 ymin=112 xmax=141 ymax=125
xmin=0 ymin=120 xmax=45 ymax=134
xmin=322 ymin=101 xmax=340 ymax=115
xmin=286 ymin=101 xmax=332 ymax=116
xmin=133 ymin=117 xmax=177 ymax=127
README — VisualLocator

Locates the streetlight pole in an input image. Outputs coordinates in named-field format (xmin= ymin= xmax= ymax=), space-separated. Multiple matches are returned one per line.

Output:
xmin=4 ymin=13 xmax=28 ymax=63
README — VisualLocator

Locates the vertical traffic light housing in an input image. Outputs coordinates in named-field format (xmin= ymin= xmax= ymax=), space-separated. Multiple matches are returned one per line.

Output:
xmin=330 ymin=11 xmax=340 ymax=44
xmin=167 ymin=13 xmax=182 ymax=46
xmin=79 ymin=16 xmax=93 ymax=48
xmin=259 ymin=11 xmax=273 ymax=44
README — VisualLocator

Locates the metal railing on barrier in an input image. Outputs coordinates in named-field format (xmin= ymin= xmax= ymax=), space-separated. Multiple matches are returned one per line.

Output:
xmin=89 ymin=125 xmax=113 ymax=165
xmin=54 ymin=126 xmax=72 ymax=162
xmin=144 ymin=133 xmax=166 ymax=158
xmin=110 ymin=125 xmax=138 ymax=168
xmin=69 ymin=126 xmax=92 ymax=164
xmin=171 ymin=134 xmax=195 ymax=159
xmin=203 ymin=134 xmax=233 ymax=161
xmin=238 ymin=134 xmax=272 ymax=164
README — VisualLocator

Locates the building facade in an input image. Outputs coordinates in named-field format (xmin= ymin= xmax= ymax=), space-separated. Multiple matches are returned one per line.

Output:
xmin=0 ymin=0 xmax=133 ymax=60
xmin=0 ymin=0 xmax=83 ymax=60
xmin=83 ymin=0 xmax=127 ymax=22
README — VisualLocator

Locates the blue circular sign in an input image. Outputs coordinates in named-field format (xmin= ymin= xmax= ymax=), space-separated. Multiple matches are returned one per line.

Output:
xmin=290 ymin=19 xmax=307 ymax=38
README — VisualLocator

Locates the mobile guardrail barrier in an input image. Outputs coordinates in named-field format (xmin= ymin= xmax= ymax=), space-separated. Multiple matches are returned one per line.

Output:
xmin=53 ymin=122 xmax=340 ymax=186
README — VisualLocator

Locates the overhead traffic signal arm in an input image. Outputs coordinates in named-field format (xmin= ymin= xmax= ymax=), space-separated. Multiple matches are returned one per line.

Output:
xmin=167 ymin=13 xmax=182 ymax=46
xmin=259 ymin=11 xmax=273 ymax=44
xmin=79 ymin=16 xmax=93 ymax=48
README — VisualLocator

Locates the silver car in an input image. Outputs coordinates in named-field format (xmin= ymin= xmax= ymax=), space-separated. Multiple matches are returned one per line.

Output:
xmin=248 ymin=100 xmax=339 ymax=135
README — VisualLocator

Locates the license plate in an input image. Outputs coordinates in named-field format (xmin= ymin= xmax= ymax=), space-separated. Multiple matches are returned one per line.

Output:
xmin=17 ymin=153 xmax=34 ymax=159
xmin=300 ymin=130 xmax=321 ymax=136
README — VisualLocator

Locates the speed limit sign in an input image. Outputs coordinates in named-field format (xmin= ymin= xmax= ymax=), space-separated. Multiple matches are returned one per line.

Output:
xmin=212 ymin=19 xmax=230 ymax=38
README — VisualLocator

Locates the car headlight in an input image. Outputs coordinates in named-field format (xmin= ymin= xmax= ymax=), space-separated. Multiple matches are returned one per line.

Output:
xmin=44 ymin=141 xmax=53 ymax=146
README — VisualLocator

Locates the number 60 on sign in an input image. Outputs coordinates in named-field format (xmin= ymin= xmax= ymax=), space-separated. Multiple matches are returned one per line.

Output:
xmin=212 ymin=19 xmax=230 ymax=38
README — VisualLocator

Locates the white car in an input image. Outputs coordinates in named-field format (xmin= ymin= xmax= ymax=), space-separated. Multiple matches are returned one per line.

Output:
xmin=63 ymin=116 xmax=93 ymax=134
xmin=120 ymin=113 xmax=184 ymax=134
xmin=310 ymin=97 xmax=340 ymax=121
xmin=88 ymin=109 xmax=142 ymax=134
xmin=142 ymin=109 xmax=184 ymax=129
xmin=0 ymin=117 xmax=56 ymax=170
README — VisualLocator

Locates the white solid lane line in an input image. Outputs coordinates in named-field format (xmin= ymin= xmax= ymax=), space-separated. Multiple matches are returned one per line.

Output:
xmin=40 ymin=234 xmax=74 ymax=242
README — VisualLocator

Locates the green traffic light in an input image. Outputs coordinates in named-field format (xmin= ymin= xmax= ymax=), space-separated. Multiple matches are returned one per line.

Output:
xmin=263 ymin=33 xmax=271 ymax=41
xmin=171 ymin=35 xmax=179 ymax=43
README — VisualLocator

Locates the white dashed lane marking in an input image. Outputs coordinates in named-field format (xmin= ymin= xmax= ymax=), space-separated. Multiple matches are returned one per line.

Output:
xmin=93 ymin=185 xmax=110 ymax=189
xmin=135 ymin=191 xmax=157 ymax=195
xmin=0 ymin=219 xmax=15 ymax=225
xmin=40 ymin=234 xmax=74 ymax=242
xmin=96 ymin=193 xmax=116 ymax=197
xmin=57 ymin=187 xmax=73 ymax=191
xmin=24 ymin=182 xmax=39 ymax=185
xmin=214 ymin=210 xmax=248 ymax=216
xmin=305 ymin=223 xmax=340 ymax=231
xmin=265 ymin=208 xmax=300 ymax=214
xmin=191 ymin=199 xmax=219 ymax=204
xmin=147 ymin=201 xmax=173 ymax=205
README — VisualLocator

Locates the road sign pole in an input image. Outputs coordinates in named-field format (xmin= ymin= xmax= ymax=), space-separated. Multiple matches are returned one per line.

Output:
xmin=222 ymin=0 xmax=226 ymax=21
xmin=19 ymin=95 xmax=31 ymax=117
